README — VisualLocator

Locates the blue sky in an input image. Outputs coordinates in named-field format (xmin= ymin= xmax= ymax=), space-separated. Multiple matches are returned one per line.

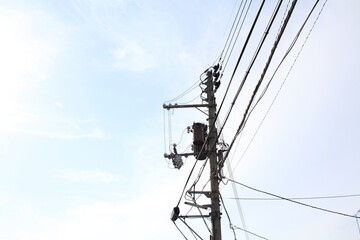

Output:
xmin=0 ymin=0 xmax=359 ymax=239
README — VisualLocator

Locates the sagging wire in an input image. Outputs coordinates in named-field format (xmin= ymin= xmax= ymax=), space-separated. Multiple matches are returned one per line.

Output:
xmin=175 ymin=126 xmax=191 ymax=146
xmin=230 ymin=0 xmax=327 ymax=174
xmin=226 ymin=178 xmax=360 ymax=219
xmin=173 ymin=221 xmax=189 ymax=240
xmin=218 ymin=0 xmax=296 ymax=172
xmin=356 ymin=209 xmax=360 ymax=236
xmin=207 ymin=0 xmax=272 ymax=175
xmin=221 ymin=0 xmax=253 ymax=77
xmin=220 ymin=192 xmax=269 ymax=240
xmin=164 ymin=79 xmax=201 ymax=104
xmin=179 ymin=218 xmax=204 ymax=240
xmin=232 ymin=225 xmax=269 ymax=240
xmin=219 ymin=193 xmax=238 ymax=240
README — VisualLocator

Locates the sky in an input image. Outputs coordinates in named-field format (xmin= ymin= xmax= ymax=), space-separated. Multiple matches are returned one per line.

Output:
xmin=0 ymin=0 xmax=359 ymax=240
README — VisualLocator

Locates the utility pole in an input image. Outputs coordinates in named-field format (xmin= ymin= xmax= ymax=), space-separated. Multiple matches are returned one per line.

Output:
xmin=164 ymin=67 xmax=222 ymax=240
xmin=206 ymin=69 xmax=222 ymax=240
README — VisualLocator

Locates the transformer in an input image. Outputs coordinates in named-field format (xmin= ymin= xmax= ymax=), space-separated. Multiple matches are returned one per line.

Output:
xmin=192 ymin=122 xmax=208 ymax=160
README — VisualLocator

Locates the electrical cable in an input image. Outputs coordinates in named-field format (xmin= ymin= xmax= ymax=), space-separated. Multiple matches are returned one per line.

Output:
xmin=228 ymin=193 xmax=360 ymax=200
xmin=173 ymin=221 xmax=189 ymax=240
xmin=219 ymin=0 xmax=297 ymax=171
xmin=176 ymin=159 xmax=200 ymax=207
xmin=221 ymin=0 xmax=253 ymax=76
xmin=210 ymin=0 xmax=279 ymax=167
xmin=179 ymin=218 xmax=204 ymax=240
xmin=356 ymin=209 xmax=360 ymax=236
xmin=220 ymin=192 xmax=270 ymax=240
xmin=230 ymin=0 xmax=327 ymax=173
xmin=179 ymin=94 xmax=201 ymax=105
xmin=254 ymin=0 xmax=322 ymax=107
xmin=232 ymin=225 xmax=269 ymax=240
xmin=216 ymin=118 xmax=248 ymax=239
xmin=219 ymin=193 xmax=238 ymax=240
xmin=181 ymin=1 xmax=281 ymax=229
xmin=196 ymin=201 xmax=212 ymax=235
xmin=215 ymin=0 xmax=267 ymax=136
xmin=185 ymin=3 xmax=269 ymax=205
xmin=164 ymin=79 xmax=201 ymax=103
xmin=175 ymin=0 xmax=269 ymax=206
xmin=221 ymin=0 xmax=252 ymax=72
xmin=175 ymin=127 xmax=190 ymax=146
xmin=219 ymin=0 xmax=245 ymax=62
xmin=226 ymin=178 xmax=360 ymax=219
xmin=225 ymin=162 xmax=249 ymax=240
xmin=174 ymin=71 xmax=214 ymax=207
xmin=186 ymin=159 xmax=209 ymax=201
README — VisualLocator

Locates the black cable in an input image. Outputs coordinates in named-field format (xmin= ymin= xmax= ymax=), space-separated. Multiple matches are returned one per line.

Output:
xmin=211 ymin=0 xmax=279 ymax=166
xmin=183 ymin=0 xmax=270 ymax=201
xmin=232 ymin=225 xmax=269 ymax=240
xmin=179 ymin=218 xmax=204 ymax=240
xmin=220 ymin=193 xmax=269 ymax=240
xmin=356 ymin=209 xmax=360 ymax=235
xmin=215 ymin=0 xmax=267 ymax=138
xmin=176 ymin=159 xmax=201 ymax=207
xmin=221 ymin=0 xmax=253 ymax=73
xmin=219 ymin=0 xmax=297 ymax=170
xmin=164 ymin=79 xmax=201 ymax=103
xmin=228 ymin=193 xmax=360 ymax=200
xmin=229 ymin=0 xmax=324 ymax=173
xmin=220 ymin=0 xmax=246 ymax=63
xmin=196 ymin=202 xmax=212 ymax=234
xmin=173 ymin=221 xmax=189 ymax=240
xmin=226 ymin=178 xmax=360 ymax=219
xmin=219 ymin=193 xmax=238 ymax=239
xmin=254 ymin=0 xmax=321 ymax=107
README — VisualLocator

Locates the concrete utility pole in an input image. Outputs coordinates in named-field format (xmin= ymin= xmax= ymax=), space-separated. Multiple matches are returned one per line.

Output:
xmin=206 ymin=70 xmax=222 ymax=240
xmin=164 ymin=67 xmax=222 ymax=240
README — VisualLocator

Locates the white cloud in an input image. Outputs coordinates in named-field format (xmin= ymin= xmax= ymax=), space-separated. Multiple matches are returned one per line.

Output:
xmin=0 ymin=6 xmax=64 ymax=133
xmin=2 ymin=127 xmax=104 ymax=139
xmin=54 ymin=169 xmax=122 ymax=183
xmin=112 ymin=39 xmax=156 ymax=71
xmin=0 ymin=111 xmax=104 ymax=139
xmin=0 ymin=112 xmax=104 ymax=139
xmin=0 ymin=176 xmax=183 ymax=240
xmin=0 ymin=6 xmax=59 ymax=95
xmin=55 ymin=102 xmax=63 ymax=109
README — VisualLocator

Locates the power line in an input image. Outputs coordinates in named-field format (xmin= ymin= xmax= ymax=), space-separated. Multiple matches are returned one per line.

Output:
xmin=356 ymin=209 xmax=360 ymax=236
xmin=219 ymin=0 xmax=297 ymax=170
xmin=164 ymin=79 xmax=201 ymax=103
xmin=219 ymin=0 xmax=246 ymax=63
xmin=173 ymin=221 xmax=189 ymax=240
xmin=224 ymin=153 xmax=249 ymax=240
xmin=230 ymin=0 xmax=326 ymax=174
xmin=179 ymin=218 xmax=204 ymax=240
xmin=221 ymin=0 xmax=253 ymax=74
xmin=226 ymin=178 xmax=360 ymax=219
xmin=253 ymin=0 xmax=322 ymax=107
xmin=228 ymin=193 xmax=360 ymax=200
xmin=214 ymin=0 xmax=267 ymax=140
xmin=219 ymin=193 xmax=237 ymax=239
xmin=220 ymin=193 xmax=269 ymax=240
xmin=232 ymin=225 xmax=269 ymax=240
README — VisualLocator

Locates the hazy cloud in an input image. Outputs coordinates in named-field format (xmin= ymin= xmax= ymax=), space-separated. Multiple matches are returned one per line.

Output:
xmin=54 ymin=169 xmax=122 ymax=183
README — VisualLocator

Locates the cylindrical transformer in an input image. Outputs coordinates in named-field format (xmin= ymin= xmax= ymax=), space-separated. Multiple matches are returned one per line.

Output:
xmin=193 ymin=144 xmax=208 ymax=160
xmin=193 ymin=122 xmax=206 ymax=146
